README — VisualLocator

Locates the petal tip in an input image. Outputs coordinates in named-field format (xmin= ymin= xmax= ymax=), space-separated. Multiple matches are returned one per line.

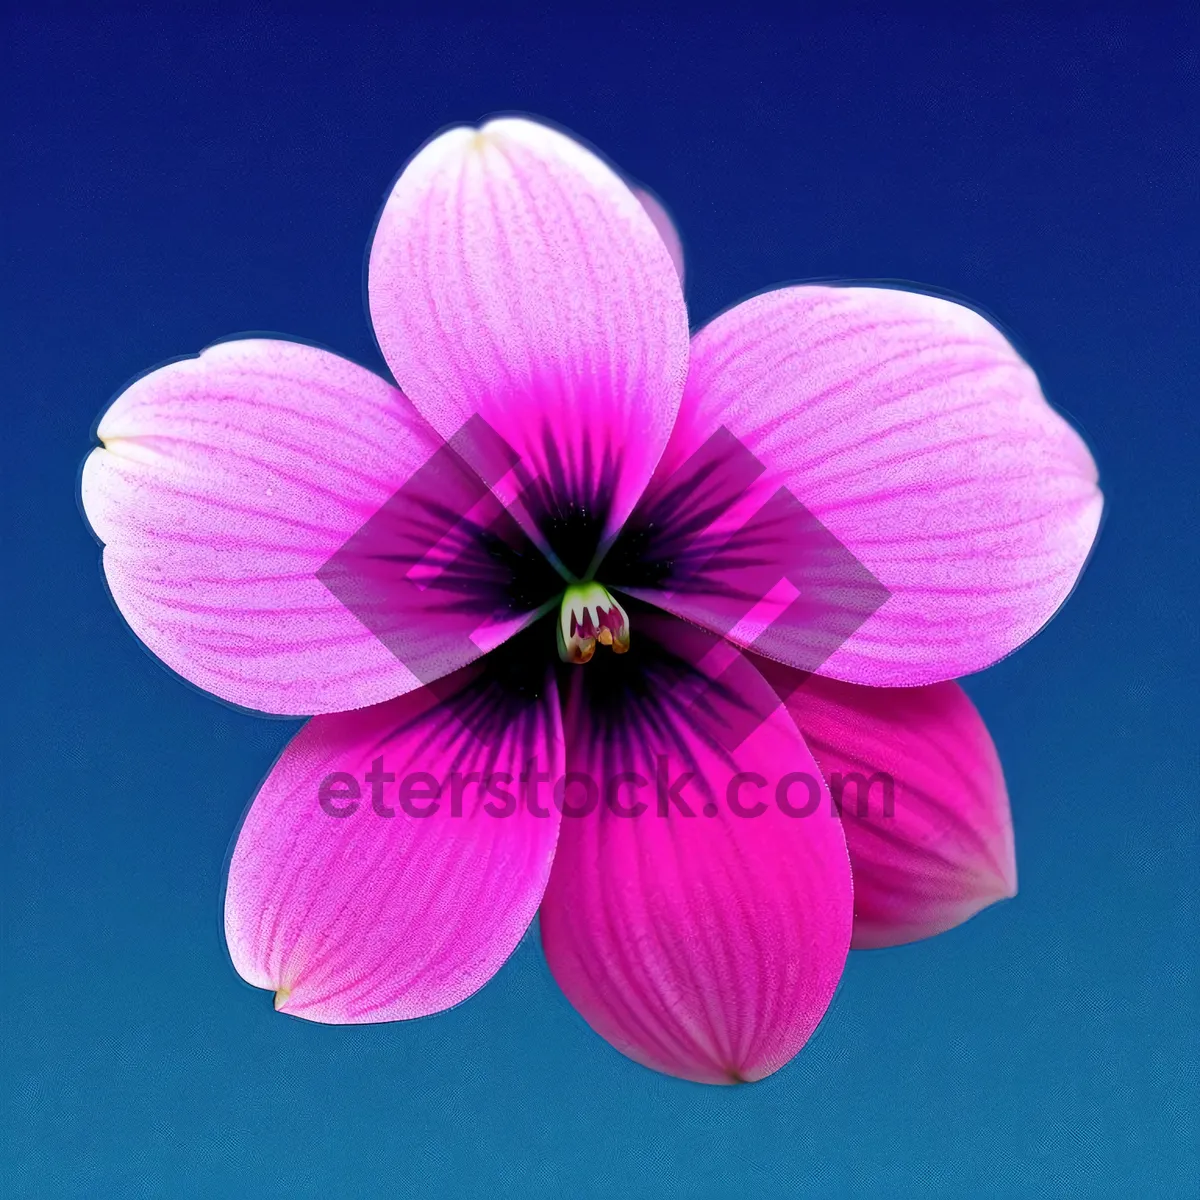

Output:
xmin=983 ymin=828 xmax=1018 ymax=904
xmin=993 ymin=868 xmax=1018 ymax=905
xmin=468 ymin=127 xmax=496 ymax=155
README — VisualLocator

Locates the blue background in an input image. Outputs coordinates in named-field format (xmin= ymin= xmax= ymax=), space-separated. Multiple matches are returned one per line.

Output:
xmin=3 ymin=5 xmax=1197 ymax=1197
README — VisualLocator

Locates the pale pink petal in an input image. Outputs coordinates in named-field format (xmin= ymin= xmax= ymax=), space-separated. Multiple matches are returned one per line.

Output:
xmin=81 ymin=340 xmax=555 ymax=715
xmin=224 ymin=661 xmax=564 ymax=1022
xmin=632 ymin=185 xmax=684 ymax=283
xmin=784 ymin=673 xmax=1016 ymax=948
xmin=368 ymin=118 xmax=690 ymax=575
xmin=624 ymin=287 xmax=1102 ymax=685
xmin=539 ymin=612 xmax=853 ymax=1084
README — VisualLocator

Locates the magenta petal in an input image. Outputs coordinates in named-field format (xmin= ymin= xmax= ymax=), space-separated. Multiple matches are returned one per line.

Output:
xmin=539 ymin=614 xmax=853 ymax=1084
xmin=652 ymin=286 xmax=1102 ymax=685
xmin=81 ymin=340 xmax=448 ymax=715
xmin=224 ymin=667 xmax=564 ymax=1022
xmin=787 ymin=675 xmax=1016 ymax=948
xmin=632 ymin=185 xmax=685 ymax=283
xmin=368 ymin=118 xmax=690 ymax=552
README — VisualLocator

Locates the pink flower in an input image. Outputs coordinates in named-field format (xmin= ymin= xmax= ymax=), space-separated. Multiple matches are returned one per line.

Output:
xmin=81 ymin=118 xmax=1101 ymax=1084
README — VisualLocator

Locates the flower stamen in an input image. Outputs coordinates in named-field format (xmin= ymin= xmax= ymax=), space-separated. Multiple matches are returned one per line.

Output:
xmin=558 ymin=582 xmax=630 ymax=664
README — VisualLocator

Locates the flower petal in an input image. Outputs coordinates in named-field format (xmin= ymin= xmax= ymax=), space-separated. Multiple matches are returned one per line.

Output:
xmin=368 ymin=118 xmax=690 ymax=574
xmin=628 ymin=286 xmax=1102 ymax=685
xmin=783 ymin=673 xmax=1016 ymax=948
xmin=632 ymin=185 xmax=684 ymax=283
xmin=539 ymin=611 xmax=853 ymax=1084
xmin=82 ymin=339 xmax=556 ymax=715
xmin=224 ymin=651 xmax=564 ymax=1022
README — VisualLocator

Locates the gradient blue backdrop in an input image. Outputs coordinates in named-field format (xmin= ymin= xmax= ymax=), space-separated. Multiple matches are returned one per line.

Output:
xmin=3 ymin=6 xmax=1197 ymax=1197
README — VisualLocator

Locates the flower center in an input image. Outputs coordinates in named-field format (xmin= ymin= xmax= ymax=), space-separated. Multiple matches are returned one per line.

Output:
xmin=557 ymin=582 xmax=630 ymax=665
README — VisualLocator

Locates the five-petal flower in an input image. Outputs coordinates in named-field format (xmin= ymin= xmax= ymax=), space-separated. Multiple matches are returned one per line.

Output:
xmin=81 ymin=117 xmax=1100 ymax=1084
